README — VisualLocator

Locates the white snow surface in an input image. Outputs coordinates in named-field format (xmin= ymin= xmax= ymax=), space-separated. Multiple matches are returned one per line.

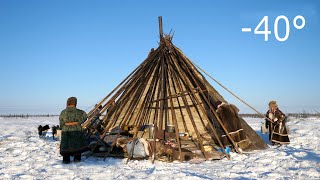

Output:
xmin=0 ymin=117 xmax=319 ymax=179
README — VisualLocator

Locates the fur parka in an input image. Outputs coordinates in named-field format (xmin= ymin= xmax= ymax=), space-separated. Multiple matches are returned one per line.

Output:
xmin=266 ymin=109 xmax=290 ymax=145
xmin=59 ymin=107 xmax=88 ymax=156
xmin=216 ymin=104 xmax=247 ymax=147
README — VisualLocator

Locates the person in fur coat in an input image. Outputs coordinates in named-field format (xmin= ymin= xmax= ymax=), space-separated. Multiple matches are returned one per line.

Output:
xmin=60 ymin=97 xmax=88 ymax=163
xmin=213 ymin=101 xmax=248 ymax=150
xmin=265 ymin=101 xmax=290 ymax=145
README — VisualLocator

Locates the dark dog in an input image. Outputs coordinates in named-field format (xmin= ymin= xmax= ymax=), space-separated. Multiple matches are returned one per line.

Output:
xmin=51 ymin=125 xmax=60 ymax=139
xmin=38 ymin=125 xmax=50 ymax=137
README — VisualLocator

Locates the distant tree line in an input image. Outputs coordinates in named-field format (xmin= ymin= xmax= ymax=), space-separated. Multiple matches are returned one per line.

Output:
xmin=0 ymin=113 xmax=319 ymax=119
xmin=239 ymin=113 xmax=320 ymax=118
xmin=0 ymin=114 xmax=59 ymax=118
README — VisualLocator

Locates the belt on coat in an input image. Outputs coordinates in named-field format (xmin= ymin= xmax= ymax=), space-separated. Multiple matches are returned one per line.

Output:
xmin=65 ymin=122 xmax=79 ymax=126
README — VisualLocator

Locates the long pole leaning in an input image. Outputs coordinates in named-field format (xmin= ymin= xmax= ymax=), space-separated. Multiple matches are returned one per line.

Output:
xmin=173 ymin=61 xmax=231 ymax=157
xmin=82 ymin=61 xmax=144 ymax=129
xmin=164 ymin=54 xmax=183 ymax=162
xmin=191 ymin=61 xmax=272 ymax=122
xmin=174 ymin=49 xmax=242 ymax=154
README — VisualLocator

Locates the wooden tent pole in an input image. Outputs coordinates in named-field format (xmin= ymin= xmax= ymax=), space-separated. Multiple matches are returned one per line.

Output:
xmin=83 ymin=54 xmax=153 ymax=129
xmin=187 ymin=91 xmax=207 ymax=128
xmin=164 ymin=55 xmax=183 ymax=162
xmin=158 ymin=57 xmax=166 ymax=138
xmin=100 ymin=50 xmax=161 ymax=136
xmin=87 ymin=54 xmax=149 ymax=117
xmin=151 ymin=67 xmax=163 ymax=164
xmin=132 ymin=55 xmax=160 ymax=126
xmin=172 ymin=81 xmax=189 ymax=133
xmin=191 ymin=61 xmax=270 ymax=121
xmin=158 ymin=16 xmax=163 ymax=40
xmin=125 ymin=59 xmax=163 ymax=164
xmin=140 ymin=65 xmax=161 ymax=127
xmin=184 ymin=87 xmax=232 ymax=159
xmin=103 ymin=80 xmax=148 ymax=159
xmin=176 ymin=82 xmax=230 ymax=158
xmin=189 ymin=96 xmax=232 ymax=157
xmin=127 ymin=59 xmax=162 ymax=163
xmin=137 ymin=63 xmax=161 ymax=127
xmin=118 ymin=52 xmax=161 ymax=128
xmin=103 ymin=58 xmax=159 ymax=160
xmin=130 ymin=49 xmax=161 ymax=127
xmin=171 ymin=49 xmax=236 ymax=156
xmin=175 ymin=51 xmax=242 ymax=154
xmin=91 ymin=47 xmax=161 ymax=132
xmin=167 ymin=52 xmax=229 ymax=159
xmin=118 ymin=58 xmax=158 ymax=127
xmin=166 ymin=53 xmax=209 ymax=160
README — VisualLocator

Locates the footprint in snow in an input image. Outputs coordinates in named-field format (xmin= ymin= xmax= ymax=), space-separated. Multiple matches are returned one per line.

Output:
xmin=12 ymin=149 xmax=23 ymax=155
xmin=293 ymin=152 xmax=307 ymax=158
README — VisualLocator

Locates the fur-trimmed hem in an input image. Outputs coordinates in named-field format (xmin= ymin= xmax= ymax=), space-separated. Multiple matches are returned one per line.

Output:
xmin=271 ymin=140 xmax=290 ymax=144
xmin=272 ymin=132 xmax=289 ymax=136
xmin=237 ymin=138 xmax=249 ymax=144
xmin=221 ymin=129 xmax=244 ymax=137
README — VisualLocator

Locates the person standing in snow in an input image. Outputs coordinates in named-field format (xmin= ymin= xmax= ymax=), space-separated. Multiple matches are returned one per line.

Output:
xmin=265 ymin=101 xmax=290 ymax=145
xmin=59 ymin=97 xmax=88 ymax=163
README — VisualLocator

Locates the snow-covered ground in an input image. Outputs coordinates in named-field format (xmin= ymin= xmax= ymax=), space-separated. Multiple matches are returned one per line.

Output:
xmin=0 ymin=116 xmax=319 ymax=179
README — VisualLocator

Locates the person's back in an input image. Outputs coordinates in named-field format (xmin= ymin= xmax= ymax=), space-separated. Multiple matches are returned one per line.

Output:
xmin=214 ymin=101 xmax=248 ymax=149
xmin=60 ymin=107 xmax=87 ymax=132
xmin=217 ymin=104 xmax=241 ymax=132
xmin=59 ymin=97 xmax=88 ymax=164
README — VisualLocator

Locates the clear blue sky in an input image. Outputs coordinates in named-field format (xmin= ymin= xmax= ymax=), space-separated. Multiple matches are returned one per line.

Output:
xmin=0 ymin=0 xmax=319 ymax=114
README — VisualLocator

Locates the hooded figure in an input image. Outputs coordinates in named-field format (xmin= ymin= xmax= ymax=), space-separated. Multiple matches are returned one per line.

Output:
xmin=266 ymin=101 xmax=290 ymax=145
xmin=59 ymin=97 xmax=88 ymax=163
xmin=214 ymin=101 xmax=249 ymax=150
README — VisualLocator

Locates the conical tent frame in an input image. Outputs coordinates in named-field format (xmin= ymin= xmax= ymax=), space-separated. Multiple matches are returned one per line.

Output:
xmin=83 ymin=16 xmax=268 ymax=163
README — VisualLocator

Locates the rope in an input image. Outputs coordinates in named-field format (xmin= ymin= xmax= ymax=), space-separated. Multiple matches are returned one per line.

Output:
xmin=191 ymin=60 xmax=269 ymax=121
xmin=84 ymin=104 xmax=96 ymax=112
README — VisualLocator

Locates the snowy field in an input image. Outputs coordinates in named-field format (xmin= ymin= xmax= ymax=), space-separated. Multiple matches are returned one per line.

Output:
xmin=0 ymin=116 xmax=319 ymax=179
